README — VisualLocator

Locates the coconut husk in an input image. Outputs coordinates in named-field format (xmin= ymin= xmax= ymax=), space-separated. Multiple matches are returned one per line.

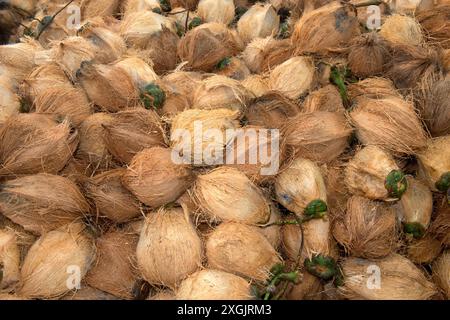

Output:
xmin=176 ymin=269 xmax=251 ymax=300
xmin=350 ymin=95 xmax=428 ymax=155
xmin=160 ymin=91 xmax=191 ymax=117
xmin=122 ymin=147 xmax=193 ymax=208
xmin=80 ymin=0 xmax=120 ymax=19
xmin=339 ymin=254 xmax=437 ymax=300
xmin=215 ymin=57 xmax=250 ymax=80
xmin=407 ymin=235 xmax=442 ymax=264
xmin=206 ymin=222 xmax=281 ymax=282
xmin=0 ymin=229 xmax=21 ymax=291
xmin=0 ymin=215 xmax=37 ymax=262
xmin=245 ymin=92 xmax=300 ymax=129
xmin=302 ymin=85 xmax=344 ymax=113
xmin=417 ymin=4 xmax=450 ymax=49
xmin=379 ymin=14 xmax=424 ymax=46
xmin=177 ymin=23 xmax=243 ymax=72
xmin=163 ymin=71 xmax=205 ymax=98
xmin=322 ymin=161 xmax=350 ymax=218
xmin=0 ymin=38 xmax=41 ymax=83
xmin=61 ymin=286 xmax=119 ymax=300
xmin=421 ymin=76 xmax=450 ymax=137
xmin=347 ymin=77 xmax=400 ymax=101
xmin=19 ymin=223 xmax=95 ymax=299
xmin=0 ymin=174 xmax=90 ymax=235
xmin=283 ymin=111 xmax=352 ymax=163
xmin=0 ymin=113 xmax=78 ymax=177
xmin=136 ymin=206 xmax=202 ymax=288
xmin=237 ymin=3 xmax=280 ymax=44
xmin=148 ymin=290 xmax=176 ymax=300
xmin=84 ymin=169 xmax=141 ymax=223
xmin=86 ymin=229 xmax=139 ymax=299
xmin=417 ymin=0 xmax=450 ymax=12
xmin=433 ymin=251 xmax=450 ymax=299
xmin=429 ymin=200 xmax=450 ymax=246
xmin=115 ymin=56 xmax=159 ymax=90
xmin=252 ymin=203 xmax=282 ymax=250
xmin=268 ymin=56 xmax=316 ymax=100
xmin=122 ymin=0 xmax=161 ymax=16
xmin=387 ymin=0 xmax=422 ymax=14
xmin=333 ymin=196 xmax=398 ymax=259
xmin=194 ymin=167 xmax=271 ymax=224
xmin=241 ymin=75 xmax=270 ymax=98
xmin=169 ymin=0 xmax=199 ymax=11
xmin=25 ymin=11 xmax=72 ymax=48
xmin=0 ymin=77 xmax=20 ymax=125
xmin=417 ymin=136 xmax=450 ymax=192
xmin=102 ymin=108 xmax=166 ymax=164
xmin=443 ymin=49 xmax=450 ymax=72
xmin=286 ymin=271 xmax=324 ymax=300
xmin=169 ymin=7 xmax=200 ymax=28
xmin=20 ymin=63 xmax=70 ymax=100
xmin=348 ymin=32 xmax=389 ymax=78
xmin=197 ymin=0 xmax=235 ymax=25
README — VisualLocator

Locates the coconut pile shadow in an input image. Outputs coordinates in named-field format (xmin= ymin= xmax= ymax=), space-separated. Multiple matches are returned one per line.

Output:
xmin=0 ymin=0 xmax=449 ymax=301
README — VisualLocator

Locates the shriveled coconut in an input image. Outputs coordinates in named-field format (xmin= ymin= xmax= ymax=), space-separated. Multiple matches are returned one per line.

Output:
xmin=407 ymin=235 xmax=442 ymax=264
xmin=194 ymin=167 xmax=271 ymax=224
xmin=0 ymin=113 xmax=78 ymax=177
xmin=0 ymin=39 xmax=41 ymax=83
xmin=80 ymin=0 xmax=120 ymax=20
xmin=417 ymin=136 xmax=450 ymax=192
xmin=122 ymin=147 xmax=193 ymax=208
xmin=20 ymin=63 xmax=69 ymax=99
xmin=148 ymin=290 xmax=176 ymax=300
xmin=193 ymin=75 xmax=250 ymax=112
xmin=422 ymin=77 xmax=450 ymax=137
xmin=348 ymin=32 xmax=389 ymax=78
xmin=86 ymin=230 xmax=139 ymax=300
xmin=197 ymin=0 xmax=235 ymax=25
xmin=0 ymin=78 xmax=20 ymax=125
xmin=136 ymin=207 xmax=202 ymax=288
xmin=115 ymin=57 xmax=158 ymax=91
xmin=19 ymin=223 xmax=95 ymax=299
xmin=333 ymin=196 xmax=397 ymax=259
xmin=62 ymin=286 xmax=118 ymax=300
xmin=283 ymin=111 xmax=352 ymax=163
xmin=433 ymin=251 xmax=450 ymax=299
xmin=241 ymin=75 xmax=270 ymax=98
xmin=177 ymin=23 xmax=243 ymax=72
xmin=350 ymin=95 xmax=428 ymax=155
xmin=417 ymin=4 xmax=450 ymax=49
xmin=379 ymin=14 xmax=424 ymax=46
xmin=170 ymin=108 xmax=240 ymax=166
xmin=339 ymin=254 xmax=437 ymax=300
xmin=246 ymin=92 xmax=300 ymax=129
xmin=287 ymin=271 xmax=323 ymax=300
xmin=237 ymin=3 xmax=280 ymax=44
xmin=303 ymin=85 xmax=344 ymax=113
xmin=84 ymin=169 xmax=141 ymax=223
xmin=268 ymin=56 xmax=315 ymax=100
xmin=77 ymin=62 xmax=139 ymax=112
xmin=177 ymin=269 xmax=251 ymax=300
xmin=347 ymin=77 xmax=399 ymax=101
xmin=215 ymin=57 xmax=250 ymax=80
xmin=344 ymin=146 xmax=406 ymax=200
xmin=291 ymin=2 xmax=360 ymax=55
xmin=169 ymin=0 xmax=199 ymax=11
xmin=102 ymin=108 xmax=166 ymax=164
xmin=0 ymin=229 xmax=20 ymax=290
xmin=206 ymin=222 xmax=281 ymax=281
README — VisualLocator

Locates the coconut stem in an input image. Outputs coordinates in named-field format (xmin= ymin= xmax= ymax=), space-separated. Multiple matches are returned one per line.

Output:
xmin=385 ymin=170 xmax=408 ymax=199
xmin=263 ymin=264 xmax=299 ymax=300
xmin=304 ymin=254 xmax=338 ymax=281
xmin=261 ymin=219 xmax=299 ymax=228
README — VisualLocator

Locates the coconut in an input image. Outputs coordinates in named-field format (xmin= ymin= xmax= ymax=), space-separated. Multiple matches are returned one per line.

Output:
xmin=84 ymin=169 xmax=141 ymax=223
xmin=0 ymin=39 xmax=41 ymax=83
xmin=176 ymin=269 xmax=251 ymax=300
xmin=122 ymin=147 xmax=193 ymax=208
xmin=291 ymin=2 xmax=360 ymax=55
xmin=302 ymin=85 xmax=345 ymax=113
xmin=102 ymin=108 xmax=166 ymax=164
xmin=417 ymin=136 xmax=450 ymax=193
xmin=283 ymin=111 xmax=352 ymax=163
xmin=206 ymin=222 xmax=281 ymax=281
xmin=197 ymin=0 xmax=235 ymax=25
xmin=0 ymin=229 xmax=21 ymax=290
xmin=333 ymin=196 xmax=397 ymax=259
xmin=237 ymin=3 xmax=280 ymax=44
xmin=26 ymin=10 xmax=72 ymax=48
xmin=170 ymin=108 xmax=240 ymax=166
xmin=194 ymin=167 xmax=271 ymax=224
xmin=433 ymin=251 xmax=450 ymax=299
xmin=122 ymin=0 xmax=161 ymax=16
xmin=148 ymin=290 xmax=176 ymax=300
xmin=339 ymin=254 xmax=437 ymax=300
xmin=379 ymin=14 xmax=424 ymax=46
xmin=0 ymin=174 xmax=90 ymax=235
xmin=388 ymin=0 xmax=422 ymax=14
xmin=429 ymin=201 xmax=450 ymax=246
xmin=344 ymin=146 xmax=406 ymax=200
xmin=193 ymin=75 xmax=250 ymax=112
xmin=347 ymin=77 xmax=400 ymax=101
xmin=177 ymin=23 xmax=243 ymax=72
xmin=350 ymin=95 xmax=428 ymax=155
xmin=19 ymin=223 xmax=95 ymax=299
xmin=136 ymin=206 xmax=202 ymax=288
xmin=241 ymin=75 xmax=270 ymax=98
xmin=21 ymin=63 xmax=70 ymax=99
xmin=407 ymin=235 xmax=442 ymax=264
xmin=62 ymin=286 xmax=119 ymax=300
xmin=163 ymin=71 xmax=205 ymax=98
xmin=417 ymin=4 xmax=450 ymax=49
xmin=80 ymin=0 xmax=120 ymax=20
xmin=86 ymin=230 xmax=139 ymax=300
xmin=268 ymin=56 xmax=315 ymax=100
xmin=0 ymin=78 xmax=20 ymax=125
xmin=253 ymin=203 xmax=282 ymax=250
xmin=169 ymin=7 xmax=200 ymax=29
xmin=169 ymin=0 xmax=198 ymax=11
xmin=215 ymin=57 xmax=250 ymax=80
xmin=160 ymin=91 xmax=191 ymax=117
xmin=348 ymin=32 xmax=389 ymax=78
xmin=77 ymin=62 xmax=139 ymax=112
xmin=417 ymin=0 xmax=450 ymax=11
xmin=422 ymin=77 xmax=450 ymax=137
xmin=287 ymin=271 xmax=323 ymax=300
xmin=0 ymin=113 xmax=78 ymax=177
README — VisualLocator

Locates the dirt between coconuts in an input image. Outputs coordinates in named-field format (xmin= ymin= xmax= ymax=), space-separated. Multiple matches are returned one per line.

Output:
xmin=171 ymin=122 xmax=280 ymax=175
xmin=177 ymin=304 xmax=272 ymax=318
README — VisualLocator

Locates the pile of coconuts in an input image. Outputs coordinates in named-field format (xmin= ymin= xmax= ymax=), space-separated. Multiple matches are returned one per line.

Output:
xmin=0 ymin=0 xmax=449 ymax=301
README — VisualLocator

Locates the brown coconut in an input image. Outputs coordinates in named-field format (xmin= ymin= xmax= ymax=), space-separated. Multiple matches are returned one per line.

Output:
xmin=86 ymin=229 xmax=139 ymax=300
xmin=433 ymin=251 xmax=450 ymax=299
xmin=0 ymin=39 xmax=41 ymax=83
xmin=136 ymin=207 xmax=202 ymax=288
xmin=197 ymin=0 xmax=235 ymax=25
xmin=0 ymin=229 xmax=21 ymax=290
xmin=302 ymin=85 xmax=345 ymax=113
xmin=122 ymin=147 xmax=193 ymax=208
xmin=333 ymin=196 xmax=397 ymax=259
xmin=148 ymin=290 xmax=176 ymax=300
xmin=160 ymin=91 xmax=191 ymax=117
xmin=429 ymin=201 xmax=450 ymax=246
xmin=417 ymin=4 xmax=450 ymax=49
xmin=379 ymin=14 xmax=424 ymax=46
xmin=407 ymin=235 xmax=442 ymax=264
xmin=287 ymin=271 xmax=323 ymax=300
xmin=194 ymin=167 xmax=271 ymax=224
xmin=19 ymin=223 xmax=95 ymax=299
xmin=80 ymin=0 xmax=120 ymax=20
xmin=253 ymin=203 xmax=282 ymax=250
xmin=422 ymin=76 xmax=450 ymax=137
xmin=206 ymin=222 xmax=281 ymax=281
xmin=215 ymin=57 xmax=250 ymax=80
xmin=241 ymin=75 xmax=270 ymax=98
xmin=347 ymin=77 xmax=400 ymax=101
xmin=176 ymin=269 xmax=251 ymax=300
xmin=0 ymin=77 xmax=20 ymax=125
xmin=350 ymin=95 xmax=428 ymax=155
xmin=21 ymin=63 xmax=70 ymax=100
xmin=417 ymin=136 xmax=450 ymax=192
xmin=84 ymin=169 xmax=141 ymax=223
xmin=237 ymin=3 xmax=280 ymax=44
xmin=339 ymin=254 xmax=437 ymax=300
xmin=163 ymin=71 xmax=205 ymax=98
xmin=169 ymin=0 xmax=199 ymax=11
xmin=283 ymin=111 xmax=352 ymax=163
xmin=102 ymin=108 xmax=166 ymax=164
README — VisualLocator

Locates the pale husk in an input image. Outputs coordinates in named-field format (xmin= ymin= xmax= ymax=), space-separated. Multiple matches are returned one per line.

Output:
xmin=122 ymin=0 xmax=161 ymax=16
xmin=302 ymin=85 xmax=345 ymax=113
xmin=0 ymin=38 xmax=41 ymax=83
xmin=388 ymin=0 xmax=422 ymax=14
xmin=421 ymin=76 xmax=450 ymax=137
xmin=417 ymin=4 xmax=450 ymax=49
xmin=194 ymin=167 xmax=271 ymax=224
xmin=163 ymin=71 xmax=205 ymax=98
xmin=0 ymin=229 xmax=21 ymax=290
xmin=241 ymin=75 xmax=270 ymax=98
xmin=417 ymin=136 xmax=450 ymax=191
xmin=176 ymin=269 xmax=251 ymax=300
xmin=379 ymin=14 xmax=424 ymax=46
xmin=252 ymin=203 xmax=282 ymax=250
xmin=169 ymin=0 xmax=199 ymax=11
xmin=339 ymin=254 xmax=437 ymax=300
xmin=122 ymin=147 xmax=193 ymax=208
xmin=19 ymin=223 xmax=95 ymax=299
xmin=206 ymin=222 xmax=281 ymax=282
xmin=432 ymin=251 xmax=450 ymax=299
xmin=80 ymin=0 xmax=120 ymax=20
xmin=398 ymin=176 xmax=433 ymax=229
xmin=197 ymin=0 xmax=235 ymax=25
xmin=237 ymin=3 xmax=280 ymax=44
xmin=21 ymin=63 xmax=70 ymax=99
xmin=242 ymin=36 xmax=275 ymax=73
xmin=215 ymin=57 xmax=250 ymax=80
xmin=136 ymin=207 xmax=202 ymax=288
xmin=0 ymin=77 xmax=20 ymax=125
xmin=114 ymin=57 xmax=159 ymax=90
xmin=347 ymin=77 xmax=400 ymax=101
